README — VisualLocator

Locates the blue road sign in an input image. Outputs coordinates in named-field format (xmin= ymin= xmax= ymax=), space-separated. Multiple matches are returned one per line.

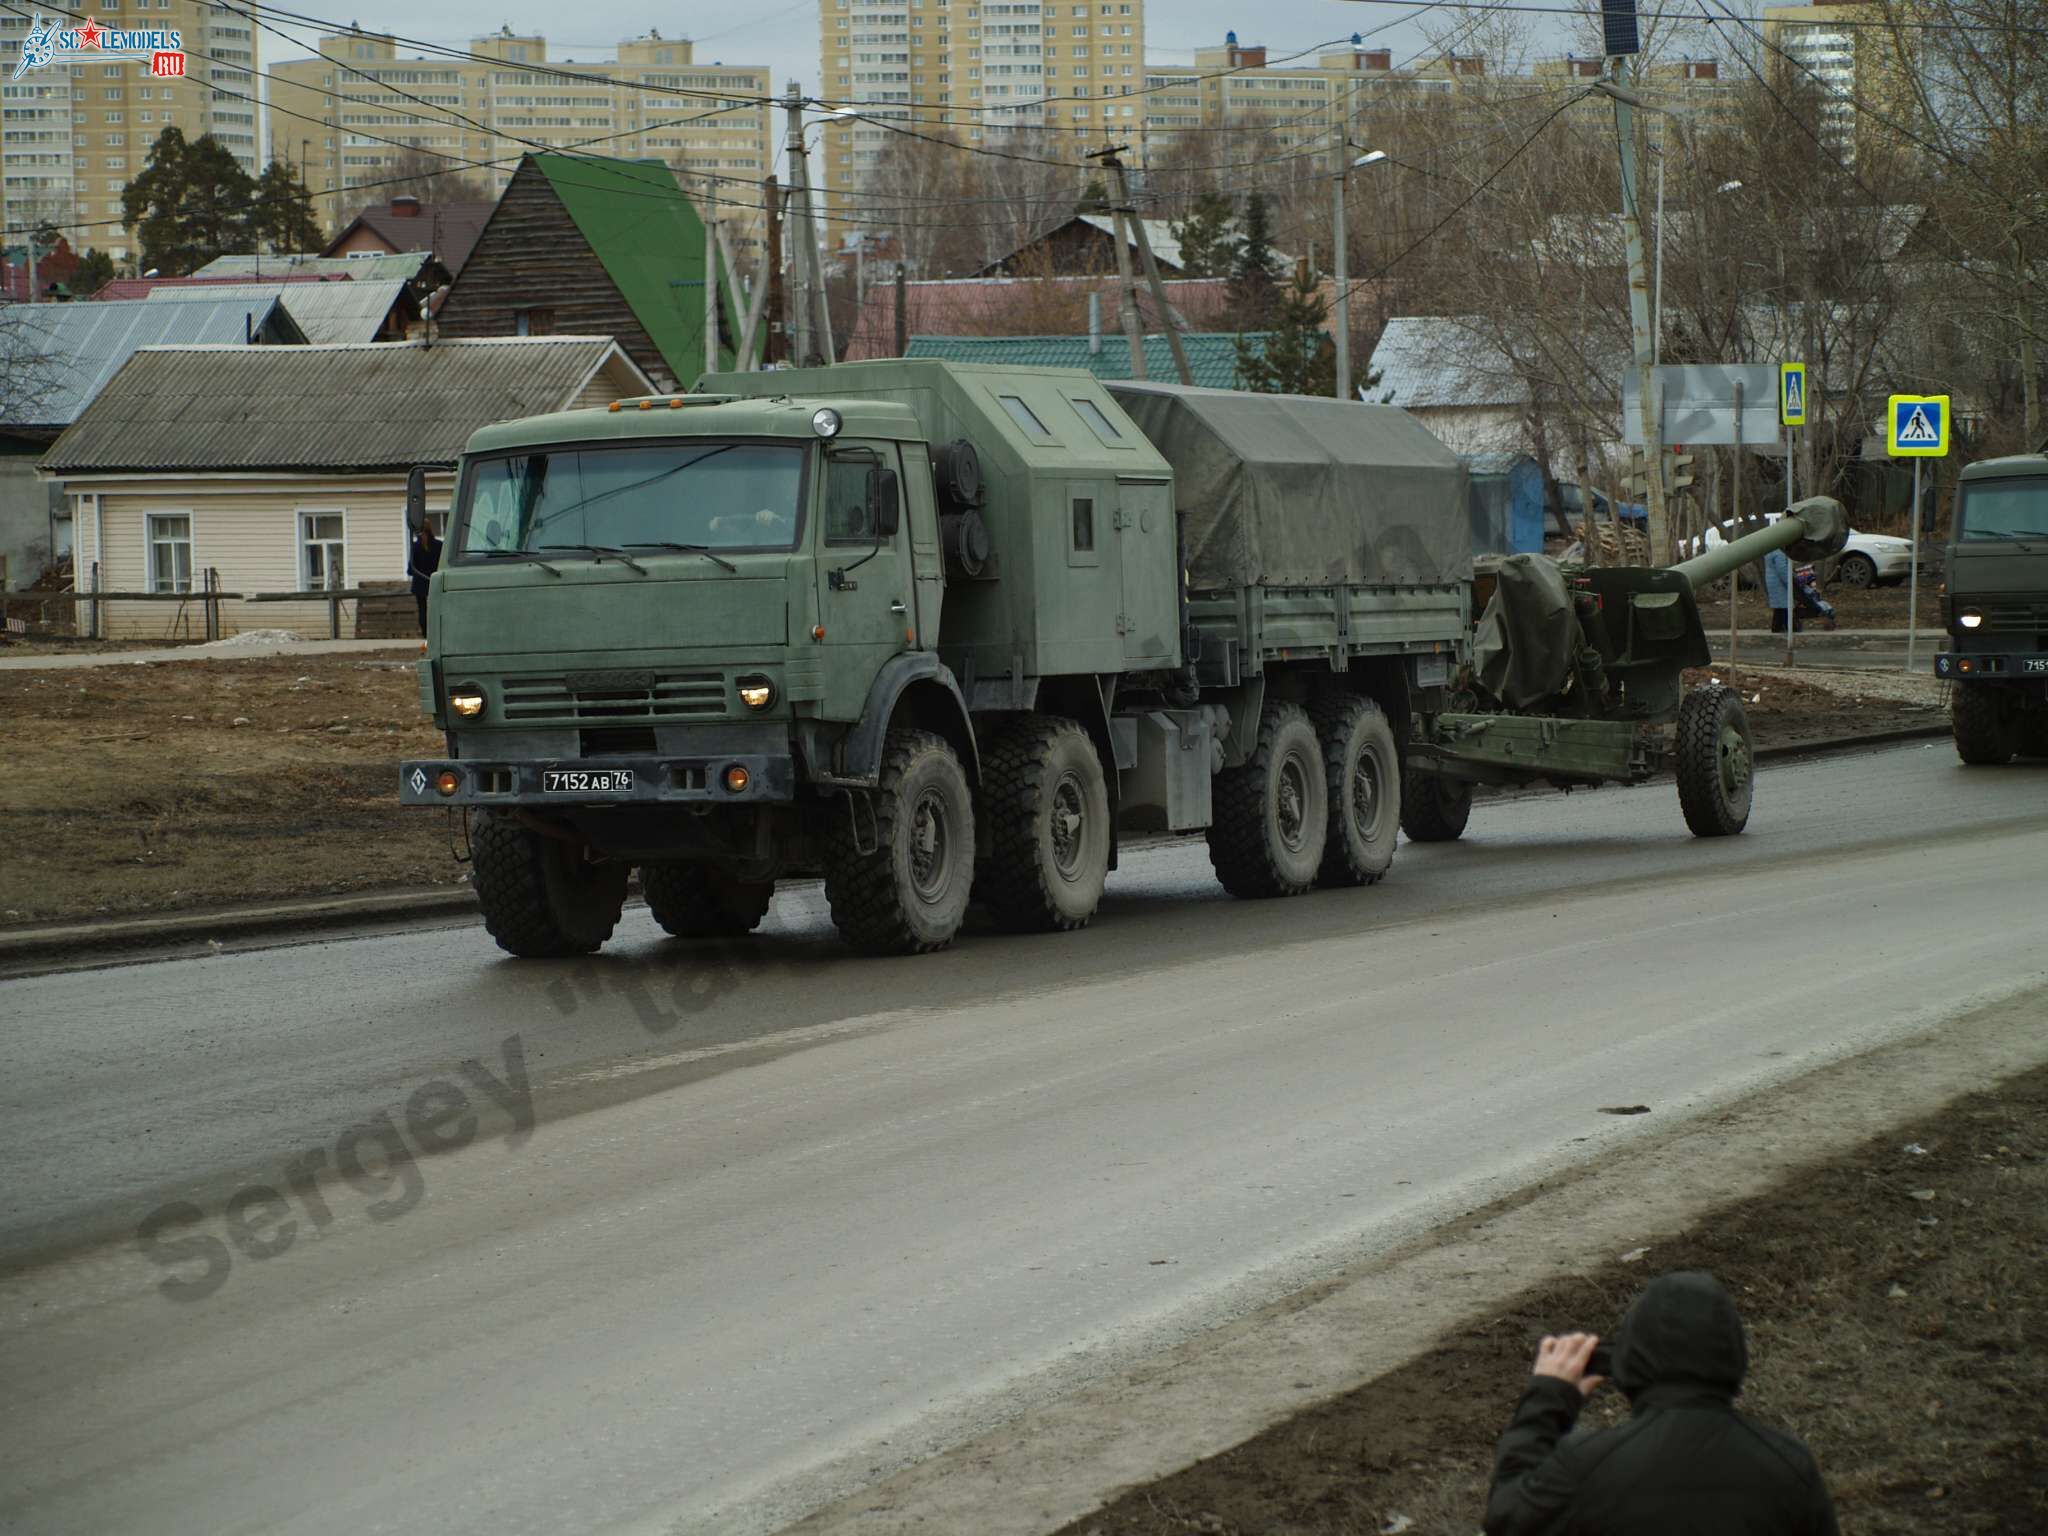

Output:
xmin=1779 ymin=362 xmax=1806 ymax=425
xmin=1887 ymin=394 xmax=1949 ymax=457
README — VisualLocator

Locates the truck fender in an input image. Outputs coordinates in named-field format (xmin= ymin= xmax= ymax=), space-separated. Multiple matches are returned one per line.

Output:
xmin=838 ymin=652 xmax=979 ymax=786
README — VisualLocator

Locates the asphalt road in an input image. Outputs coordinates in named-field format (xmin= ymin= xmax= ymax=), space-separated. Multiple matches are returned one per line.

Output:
xmin=2 ymin=740 xmax=2043 ymax=1535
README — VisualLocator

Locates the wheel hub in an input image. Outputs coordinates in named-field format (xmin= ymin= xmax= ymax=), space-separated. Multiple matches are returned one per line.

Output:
xmin=1718 ymin=722 xmax=1751 ymax=797
xmin=909 ymin=787 xmax=951 ymax=901
xmin=1049 ymin=770 xmax=1087 ymax=880
xmin=1277 ymin=755 xmax=1309 ymax=851
xmin=1350 ymin=746 xmax=1379 ymax=828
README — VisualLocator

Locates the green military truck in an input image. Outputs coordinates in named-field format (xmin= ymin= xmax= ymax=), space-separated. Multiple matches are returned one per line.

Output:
xmin=1932 ymin=452 xmax=2048 ymax=763
xmin=400 ymin=361 xmax=1469 ymax=957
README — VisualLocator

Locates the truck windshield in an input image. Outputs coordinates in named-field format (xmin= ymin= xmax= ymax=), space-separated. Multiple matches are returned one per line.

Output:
xmin=455 ymin=441 xmax=805 ymax=557
xmin=1957 ymin=478 xmax=2048 ymax=540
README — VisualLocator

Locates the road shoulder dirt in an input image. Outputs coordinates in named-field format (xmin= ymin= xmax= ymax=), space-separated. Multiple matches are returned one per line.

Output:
xmin=789 ymin=985 xmax=2048 ymax=1536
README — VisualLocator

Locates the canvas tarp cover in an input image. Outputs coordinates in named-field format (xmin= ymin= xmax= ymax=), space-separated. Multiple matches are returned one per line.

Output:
xmin=1473 ymin=553 xmax=1581 ymax=708
xmin=1103 ymin=381 xmax=1469 ymax=590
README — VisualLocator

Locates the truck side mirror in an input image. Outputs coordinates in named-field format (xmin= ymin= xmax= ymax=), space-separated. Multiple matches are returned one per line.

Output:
xmin=869 ymin=467 xmax=901 ymax=538
xmin=404 ymin=465 xmax=429 ymax=534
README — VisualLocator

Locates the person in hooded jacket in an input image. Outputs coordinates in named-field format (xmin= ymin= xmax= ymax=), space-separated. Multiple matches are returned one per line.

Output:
xmin=1483 ymin=1270 xmax=1838 ymax=1536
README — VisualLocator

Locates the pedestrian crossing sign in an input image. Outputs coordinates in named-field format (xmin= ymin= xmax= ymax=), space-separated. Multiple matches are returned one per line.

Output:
xmin=1887 ymin=394 xmax=1949 ymax=457
xmin=1780 ymin=362 xmax=1806 ymax=425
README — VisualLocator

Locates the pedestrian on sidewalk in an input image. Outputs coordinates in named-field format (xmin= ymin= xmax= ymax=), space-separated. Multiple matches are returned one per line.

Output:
xmin=1483 ymin=1270 xmax=1838 ymax=1535
xmin=409 ymin=519 xmax=443 ymax=637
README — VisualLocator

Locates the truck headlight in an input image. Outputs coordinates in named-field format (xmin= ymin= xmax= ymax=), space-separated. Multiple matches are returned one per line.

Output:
xmin=1958 ymin=610 xmax=1983 ymax=629
xmin=812 ymin=407 xmax=842 ymax=439
xmin=736 ymin=676 xmax=775 ymax=710
xmin=449 ymin=684 xmax=486 ymax=717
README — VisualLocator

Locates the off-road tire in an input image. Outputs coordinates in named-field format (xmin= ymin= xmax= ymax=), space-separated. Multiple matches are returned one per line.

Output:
xmin=973 ymin=715 xmax=1111 ymax=932
xmin=1207 ymin=701 xmax=1328 ymax=898
xmin=1951 ymin=683 xmax=2018 ymax=766
xmin=1675 ymin=683 xmax=1755 ymax=837
xmin=1310 ymin=695 xmax=1399 ymax=887
xmin=822 ymin=728 xmax=976 ymax=954
xmin=470 ymin=810 xmax=629 ymax=958
xmin=1835 ymin=551 xmax=1877 ymax=588
xmin=640 ymin=863 xmax=775 ymax=937
xmin=1401 ymin=764 xmax=1473 ymax=843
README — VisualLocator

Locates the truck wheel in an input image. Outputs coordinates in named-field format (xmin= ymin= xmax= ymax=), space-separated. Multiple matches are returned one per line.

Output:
xmin=640 ymin=863 xmax=774 ymax=937
xmin=1311 ymin=695 xmax=1399 ymax=886
xmin=1951 ymin=684 xmax=2017 ymax=765
xmin=823 ymin=728 xmax=976 ymax=954
xmin=1675 ymin=684 xmax=1755 ymax=837
xmin=974 ymin=715 xmax=1111 ymax=931
xmin=470 ymin=810 xmax=629 ymax=958
xmin=2017 ymin=711 xmax=2048 ymax=760
xmin=1400 ymin=765 xmax=1473 ymax=843
xmin=1207 ymin=701 xmax=1328 ymax=898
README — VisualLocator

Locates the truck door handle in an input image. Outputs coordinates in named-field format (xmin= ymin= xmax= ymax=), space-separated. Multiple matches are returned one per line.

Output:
xmin=889 ymin=601 xmax=908 ymax=614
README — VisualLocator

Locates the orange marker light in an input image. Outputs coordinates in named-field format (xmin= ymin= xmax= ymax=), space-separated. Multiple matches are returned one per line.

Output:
xmin=723 ymin=765 xmax=751 ymax=794
xmin=811 ymin=624 xmax=826 ymax=641
xmin=669 ymin=397 xmax=683 ymax=408
xmin=608 ymin=401 xmax=622 ymax=413
xmin=638 ymin=399 xmax=655 ymax=411
xmin=434 ymin=769 xmax=460 ymax=796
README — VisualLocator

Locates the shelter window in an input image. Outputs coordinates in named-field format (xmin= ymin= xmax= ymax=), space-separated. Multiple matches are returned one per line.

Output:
xmin=1071 ymin=496 xmax=1095 ymax=552
xmin=1068 ymin=396 xmax=1123 ymax=444
xmin=996 ymin=393 xmax=1052 ymax=438
xmin=147 ymin=513 xmax=192 ymax=593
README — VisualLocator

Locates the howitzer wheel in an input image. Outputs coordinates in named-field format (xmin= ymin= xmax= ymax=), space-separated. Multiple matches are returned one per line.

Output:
xmin=1207 ymin=701 xmax=1327 ymax=899
xmin=1675 ymin=684 xmax=1755 ymax=838
xmin=641 ymin=863 xmax=775 ymax=937
xmin=1311 ymin=695 xmax=1399 ymax=886
xmin=471 ymin=810 xmax=629 ymax=958
xmin=1950 ymin=683 xmax=2018 ymax=765
xmin=1400 ymin=765 xmax=1473 ymax=843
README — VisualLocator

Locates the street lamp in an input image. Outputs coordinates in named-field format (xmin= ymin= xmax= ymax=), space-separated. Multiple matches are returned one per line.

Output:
xmin=1333 ymin=148 xmax=1388 ymax=401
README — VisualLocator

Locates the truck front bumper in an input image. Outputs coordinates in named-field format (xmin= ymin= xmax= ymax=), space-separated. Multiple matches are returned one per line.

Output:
xmin=1934 ymin=651 xmax=2048 ymax=681
xmin=399 ymin=753 xmax=798 ymax=807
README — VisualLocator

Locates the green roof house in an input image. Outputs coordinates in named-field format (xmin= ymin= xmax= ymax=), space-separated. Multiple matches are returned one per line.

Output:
xmin=435 ymin=154 xmax=753 ymax=391
xmin=905 ymin=332 xmax=1281 ymax=391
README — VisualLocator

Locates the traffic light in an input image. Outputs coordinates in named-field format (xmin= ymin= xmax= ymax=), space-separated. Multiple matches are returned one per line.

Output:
xmin=1667 ymin=447 xmax=1695 ymax=491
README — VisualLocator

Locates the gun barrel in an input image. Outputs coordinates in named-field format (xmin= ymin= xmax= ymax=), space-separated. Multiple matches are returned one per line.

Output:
xmin=1669 ymin=495 xmax=1850 ymax=591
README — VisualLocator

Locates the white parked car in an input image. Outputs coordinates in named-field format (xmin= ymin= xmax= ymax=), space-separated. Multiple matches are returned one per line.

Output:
xmin=1689 ymin=516 xmax=1913 ymax=588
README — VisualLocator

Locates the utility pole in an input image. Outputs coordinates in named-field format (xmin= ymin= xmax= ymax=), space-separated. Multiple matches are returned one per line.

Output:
xmin=782 ymin=84 xmax=836 ymax=367
xmin=1333 ymin=150 xmax=1349 ymax=399
xmin=1106 ymin=200 xmax=1148 ymax=381
xmin=781 ymin=89 xmax=815 ymax=367
xmin=763 ymin=174 xmax=785 ymax=366
xmin=1598 ymin=66 xmax=1672 ymax=567
xmin=894 ymin=263 xmax=908 ymax=357
xmin=703 ymin=173 xmax=720 ymax=376
xmin=1093 ymin=145 xmax=1189 ymax=385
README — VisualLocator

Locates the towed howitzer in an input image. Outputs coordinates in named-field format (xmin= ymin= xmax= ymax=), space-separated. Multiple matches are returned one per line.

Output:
xmin=1401 ymin=497 xmax=1850 ymax=842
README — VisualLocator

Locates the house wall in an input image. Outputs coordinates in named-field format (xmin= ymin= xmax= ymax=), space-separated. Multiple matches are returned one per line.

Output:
xmin=67 ymin=473 xmax=456 ymax=640
xmin=328 ymin=226 xmax=402 ymax=258
xmin=434 ymin=163 xmax=680 ymax=391
xmin=1408 ymin=404 xmax=1529 ymax=458
xmin=0 ymin=438 xmax=60 ymax=590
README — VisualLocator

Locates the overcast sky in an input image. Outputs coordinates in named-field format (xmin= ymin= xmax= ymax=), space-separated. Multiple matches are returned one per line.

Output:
xmin=259 ymin=1 xmax=1585 ymax=131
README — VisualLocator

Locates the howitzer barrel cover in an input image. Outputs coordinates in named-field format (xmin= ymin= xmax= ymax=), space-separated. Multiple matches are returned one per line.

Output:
xmin=1784 ymin=495 xmax=1849 ymax=561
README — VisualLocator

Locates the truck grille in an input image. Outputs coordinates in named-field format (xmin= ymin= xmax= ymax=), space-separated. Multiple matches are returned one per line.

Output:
xmin=1970 ymin=596 xmax=2048 ymax=635
xmin=500 ymin=671 xmax=726 ymax=722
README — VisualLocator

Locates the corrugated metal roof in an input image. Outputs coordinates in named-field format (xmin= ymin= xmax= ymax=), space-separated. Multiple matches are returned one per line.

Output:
xmin=0 ymin=297 xmax=302 ymax=429
xmin=1070 ymin=213 xmax=1299 ymax=277
xmin=1367 ymin=317 xmax=1531 ymax=410
xmin=147 ymin=279 xmax=412 ymax=344
xmin=192 ymin=252 xmax=433 ymax=283
xmin=41 ymin=336 xmax=652 ymax=475
xmin=905 ymin=332 xmax=1273 ymax=390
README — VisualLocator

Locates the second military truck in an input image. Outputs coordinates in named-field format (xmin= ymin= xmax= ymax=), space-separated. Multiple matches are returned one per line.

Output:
xmin=400 ymin=361 xmax=1469 ymax=956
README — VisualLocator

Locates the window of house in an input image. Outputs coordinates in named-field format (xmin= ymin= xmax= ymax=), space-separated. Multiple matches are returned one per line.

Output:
xmin=147 ymin=513 xmax=192 ymax=593
xmin=514 ymin=306 xmax=554 ymax=336
xmin=300 ymin=510 xmax=346 ymax=590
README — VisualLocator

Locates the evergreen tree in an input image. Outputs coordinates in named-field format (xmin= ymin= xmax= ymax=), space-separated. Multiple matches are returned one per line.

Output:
xmin=73 ymin=248 xmax=116 ymax=296
xmin=1227 ymin=192 xmax=1281 ymax=326
xmin=1235 ymin=263 xmax=1337 ymax=397
xmin=1077 ymin=177 xmax=1110 ymax=213
xmin=249 ymin=160 xmax=324 ymax=254
xmin=1169 ymin=192 xmax=1236 ymax=277
xmin=121 ymin=129 xmax=259 ymax=275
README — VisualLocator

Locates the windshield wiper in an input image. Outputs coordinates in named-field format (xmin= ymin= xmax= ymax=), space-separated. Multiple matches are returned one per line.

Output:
xmin=619 ymin=541 xmax=738 ymax=573
xmin=476 ymin=549 xmax=563 ymax=577
xmin=538 ymin=543 xmax=649 ymax=574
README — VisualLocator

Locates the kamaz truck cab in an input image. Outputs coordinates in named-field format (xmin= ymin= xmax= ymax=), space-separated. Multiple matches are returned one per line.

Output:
xmin=1933 ymin=453 xmax=2048 ymax=763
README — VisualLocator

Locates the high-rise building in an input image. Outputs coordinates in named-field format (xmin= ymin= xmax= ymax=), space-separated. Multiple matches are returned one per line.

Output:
xmin=266 ymin=28 xmax=772 ymax=253
xmin=1760 ymin=0 xmax=1913 ymax=160
xmin=818 ymin=1 xmax=1147 ymax=218
xmin=1 ymin=3 xmax=259 ymax=264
